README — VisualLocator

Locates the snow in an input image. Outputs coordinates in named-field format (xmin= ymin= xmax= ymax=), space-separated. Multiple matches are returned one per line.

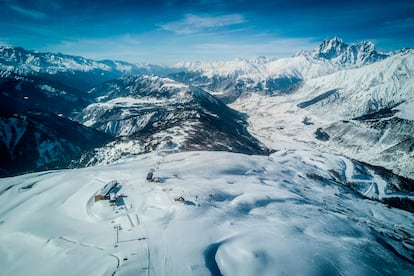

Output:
xmin=230 ymin=50 xmax=414 ymax=178
xmin=1 ymin=150 xmax=413 ymax=275
xmin=84 ymin=122 xmax=199 ymax=166
xmin=38 ymin=84 xmax=58 ymax=93
xmin=1 ymin=39 xmax=414 ymax=275
xmin=113 ymin=61 xmax=133 ymax=72
xmin=107 ymin=97 xmax=168 ymax=105
xmin=398 ymin=101 xmax=414 ymax=120
xmin=0 ymin=46 xmax=144 ymax=76
xmin=173 ymin=38 xmax=388 ymax=91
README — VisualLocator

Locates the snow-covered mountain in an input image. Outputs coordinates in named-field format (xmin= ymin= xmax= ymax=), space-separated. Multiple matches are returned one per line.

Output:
xmin=311 ymin=36 xmax=389 ymax=66
xmin=0 ymin=45 xmax=162 ymax=75
xmin=1 ymin=150 xmax=413 ymax=275
xmin=0 ymin=47 xmax=173 ymax=175
xmin=1 ymin=39 xmax=412 ymax=180
xmin=0 ymin=47 xmax=270 ymax=175
xmin=0 ymin=72 xmax=113 ymax=176
xmin=0 ymin=105 xmax=111 ymax=177
xmin=0 ymin=45 xmax=163 ymax=91
xmin=1 ymin=38 xmax=414 ymax=275
xmin=75 ymin=75 xmax=268 ymax=165
xmin=167 ymin=37 xmax=413 ymax=181
xmin=170 ymin=37 xmax=390 ymax=102
xmin=0 ymin=72 xmax=89 ymax=117
xmin=231 ymin=48 xmax=414 ymax=178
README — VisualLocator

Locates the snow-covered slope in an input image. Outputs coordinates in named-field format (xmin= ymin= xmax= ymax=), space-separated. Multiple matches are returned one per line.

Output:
xmin=0 ymin=45 xmax=159 ymax=76
xmin=311 ymin=36 xmax=389 ymax=67
xmin=75 ymin=75 xmax=268 ymax=165
xmin=170 ymin=37 xmax=389 ymax=102
xmin=231 ymin=49 xmax=414 ymax=178
xmin=0 ymin=46 xmax=164 ymax=91
xmin=0 ymin=150 xmax=413 ymax=275
xmin=1 ymin=39 xmax=411 ymax=180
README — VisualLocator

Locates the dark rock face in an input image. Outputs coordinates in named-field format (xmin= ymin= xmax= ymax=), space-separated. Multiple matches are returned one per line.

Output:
xmin=0 ymin=109 xmax=111 ymax=177
xmin=297 ymin=89 xmax=339 ymax=109
xmin=315 ymin=128 xmax=330 ymax=141
xmin=0 ymin=74 xmax=90 ymax=117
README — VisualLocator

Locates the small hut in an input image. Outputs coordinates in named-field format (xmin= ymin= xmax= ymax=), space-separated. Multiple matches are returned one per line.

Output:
xmin=94 ymin=180 xmax=119 ymax=202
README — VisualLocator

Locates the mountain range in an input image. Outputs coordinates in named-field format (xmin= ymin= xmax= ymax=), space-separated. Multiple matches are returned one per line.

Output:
xmin=0 ymin=37 xmax=413 ymax=180
xmin=1 ymin=37 xmax=414 ymax=275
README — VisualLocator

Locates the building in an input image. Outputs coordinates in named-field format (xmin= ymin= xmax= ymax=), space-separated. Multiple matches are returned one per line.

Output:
xmin=94 ymin=180 xmax=119 ymax=202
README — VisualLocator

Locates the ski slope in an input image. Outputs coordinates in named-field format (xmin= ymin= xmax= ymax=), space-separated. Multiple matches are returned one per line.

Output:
xmin=1 ymin=150 xmax=413 ymax=275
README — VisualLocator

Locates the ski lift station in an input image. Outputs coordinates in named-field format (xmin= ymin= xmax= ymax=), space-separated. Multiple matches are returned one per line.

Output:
xmin=94 ymin=180 xmax=119 ymax=202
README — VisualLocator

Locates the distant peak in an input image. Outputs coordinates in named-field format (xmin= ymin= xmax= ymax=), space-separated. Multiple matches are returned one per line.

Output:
xmin=314 ymin=37 xmax=348 ymax=59
xmin=293 ymin=49 xmax=311 ymax=57
xmin=322 ymin=36 xmax=345 ymax=46
xmin=358 ymin=40 xmax=376 ymax=51
xmin=0 ymin=45 xmax=23 ymax=51
xmin=312 ymin=37 xmax=388 ymax=66
xmin=247 ymin=56 xmax=272 ymax=64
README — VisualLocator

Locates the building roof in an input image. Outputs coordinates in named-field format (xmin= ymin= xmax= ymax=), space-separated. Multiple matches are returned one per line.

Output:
xmin=99 ymin=180 xmax=118 ymax=196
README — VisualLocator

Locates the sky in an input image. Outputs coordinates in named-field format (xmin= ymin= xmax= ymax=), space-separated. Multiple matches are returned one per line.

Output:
xmin=0 ymin=0 xmax=413 ymax=65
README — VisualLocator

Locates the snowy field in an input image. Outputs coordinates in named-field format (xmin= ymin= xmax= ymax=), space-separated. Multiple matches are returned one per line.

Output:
xmin=1 ymin=150 xmax=413 ymax=275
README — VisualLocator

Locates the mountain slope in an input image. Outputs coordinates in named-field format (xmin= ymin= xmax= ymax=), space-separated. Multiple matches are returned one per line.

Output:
xmin=231 ymin=48 xmax=414 ymax=178
xmin=312 ymin=36 xmax=389 ymax=66
xmin=75 ymin=75 xmax=268 ymax=165
xmin=170 ymin=37 xmax=389 ymax=102
xmin=0 ymin=72 xmax=90 ymax=117
xmin=0 ymin=150 xmax=413 ymax=275
xmin=0 ymin=91 xmax=112 ymax=177
xmin=0 ymin=46 xmax=162 ymax=91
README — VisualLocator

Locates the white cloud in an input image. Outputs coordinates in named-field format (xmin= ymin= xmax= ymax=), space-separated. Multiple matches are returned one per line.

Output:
xmin=8 ymin=4 xmax=46 ymax=20
xmin=159 ymin=14 xmax=246 ymax=34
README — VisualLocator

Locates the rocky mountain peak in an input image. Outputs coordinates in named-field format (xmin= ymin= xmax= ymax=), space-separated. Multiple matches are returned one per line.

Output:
xmin=312 ymin=37 xmax=389 ymax=66
xmin=314 ymin=37 xmax=348 ymax=59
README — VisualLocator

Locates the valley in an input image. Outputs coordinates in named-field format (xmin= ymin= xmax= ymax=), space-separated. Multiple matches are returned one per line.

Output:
xmin=0 ymin=37 xmax=413 ymax=275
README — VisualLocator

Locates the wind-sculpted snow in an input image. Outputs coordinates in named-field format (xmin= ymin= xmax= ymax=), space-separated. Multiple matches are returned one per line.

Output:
xmin=0 ymin=150 xmax=413 ymax=275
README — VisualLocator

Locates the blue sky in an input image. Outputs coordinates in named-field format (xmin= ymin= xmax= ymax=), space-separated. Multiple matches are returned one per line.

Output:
xmin=0 ymin=0 xmax=413 ymax=64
